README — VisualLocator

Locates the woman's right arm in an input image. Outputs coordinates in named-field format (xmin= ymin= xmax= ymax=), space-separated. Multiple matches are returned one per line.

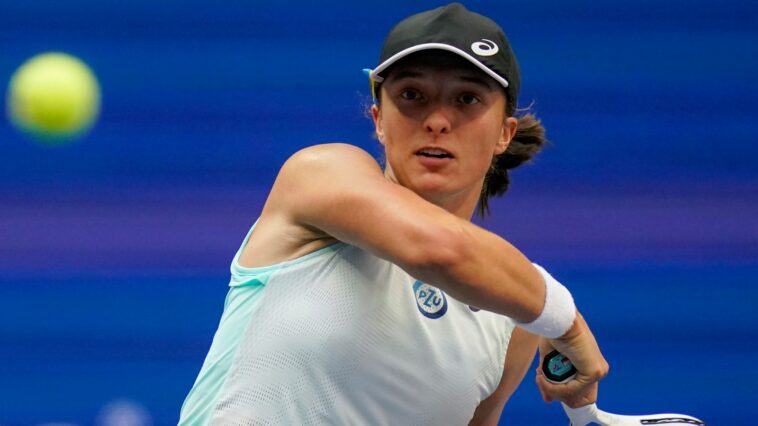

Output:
xmin=268 ymin=143 xmax=546 ymax=321
xmin=261 ymin=143 xmax=607 ymax=395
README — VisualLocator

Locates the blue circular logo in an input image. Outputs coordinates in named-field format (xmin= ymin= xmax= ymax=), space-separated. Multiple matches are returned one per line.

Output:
xmin=412 ymin=280 xmax=448 ymax=319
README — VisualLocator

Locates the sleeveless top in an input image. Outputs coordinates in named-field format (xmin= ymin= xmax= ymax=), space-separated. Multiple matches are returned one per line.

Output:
xmin=179 ymin=223 xmax=516 ymax=425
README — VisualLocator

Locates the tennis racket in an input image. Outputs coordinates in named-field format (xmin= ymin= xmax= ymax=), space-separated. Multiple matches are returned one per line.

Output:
xmin=542 ymin=350 xmax=705 ymax=425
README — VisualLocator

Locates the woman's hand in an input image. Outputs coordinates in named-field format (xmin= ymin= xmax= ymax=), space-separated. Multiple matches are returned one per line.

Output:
xmin=534 ymin=311 xmax=608 ymax=408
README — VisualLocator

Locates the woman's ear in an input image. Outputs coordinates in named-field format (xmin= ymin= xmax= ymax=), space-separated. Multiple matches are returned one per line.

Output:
xmin=496 ymin=116 xmax=518 ymax=155
xmin=371 ymin=104 xmax=385 ymax=144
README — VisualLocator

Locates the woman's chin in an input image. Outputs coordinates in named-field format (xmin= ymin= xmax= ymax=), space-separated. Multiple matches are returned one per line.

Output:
xmin=410 ymin=177 xmax=452 ymax=194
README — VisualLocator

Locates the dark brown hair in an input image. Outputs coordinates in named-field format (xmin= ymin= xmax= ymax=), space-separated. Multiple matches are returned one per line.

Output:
xmin=478 ymin=111 xmax=547 ymax=216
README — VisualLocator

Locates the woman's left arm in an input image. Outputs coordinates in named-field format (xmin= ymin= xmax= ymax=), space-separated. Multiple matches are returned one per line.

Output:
xmin=469 ymin=328 xmax=540 ymax=426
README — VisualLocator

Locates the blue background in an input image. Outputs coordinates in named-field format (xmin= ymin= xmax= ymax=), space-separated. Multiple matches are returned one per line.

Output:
xmin=1 ymin=1 xmax=756 ymax=424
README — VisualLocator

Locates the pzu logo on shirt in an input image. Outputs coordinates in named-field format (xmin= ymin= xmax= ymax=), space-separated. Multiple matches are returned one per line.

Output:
xmin=412 ymin=280 xmax=448 ymax=319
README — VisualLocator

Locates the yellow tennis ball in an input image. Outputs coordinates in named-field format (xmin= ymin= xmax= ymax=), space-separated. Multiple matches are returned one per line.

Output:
xmin=6 ymin=52 xmax=101 ymax=143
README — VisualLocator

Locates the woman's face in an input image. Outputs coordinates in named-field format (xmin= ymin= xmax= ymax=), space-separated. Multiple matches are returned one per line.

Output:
xmin=372 ymin=52 xmax=517 ymax=209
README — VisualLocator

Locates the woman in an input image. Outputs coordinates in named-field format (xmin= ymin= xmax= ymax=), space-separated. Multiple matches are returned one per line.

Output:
xmin=180 ymin=3 xmax=607 ymax=425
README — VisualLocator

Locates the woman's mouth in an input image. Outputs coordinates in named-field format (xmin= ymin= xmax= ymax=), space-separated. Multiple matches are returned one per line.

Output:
xmin=416 ymin=148 xmax=453 ymax=159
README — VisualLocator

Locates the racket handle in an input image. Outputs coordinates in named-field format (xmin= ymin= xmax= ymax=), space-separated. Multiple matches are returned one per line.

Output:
xmin=544 ymin=351 xmax=706 ymax=425
xmin=543 ymin=351 xmax=605 ymax=425
xmin=542 ymin=349 xmax=577 ymax=383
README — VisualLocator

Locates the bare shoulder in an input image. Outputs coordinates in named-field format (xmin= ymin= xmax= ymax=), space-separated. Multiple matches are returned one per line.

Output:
xmin=292 ymin=142 xmax=376 ymax=160
xmin=271 ymin=143 xmax=386 ymax=216
xmin=279 ymin=143 xmax=382 ymax=180
xmin=238 ymin=143 xmax=382 ymax=268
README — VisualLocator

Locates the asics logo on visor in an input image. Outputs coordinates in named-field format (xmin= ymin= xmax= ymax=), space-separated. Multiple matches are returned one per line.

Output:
xmin=471 ymin=39 xmax=499 ymax=56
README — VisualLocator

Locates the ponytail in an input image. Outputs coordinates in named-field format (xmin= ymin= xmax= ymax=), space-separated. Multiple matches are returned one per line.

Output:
xmin=478 ymin=113 xmax=548 ymax=216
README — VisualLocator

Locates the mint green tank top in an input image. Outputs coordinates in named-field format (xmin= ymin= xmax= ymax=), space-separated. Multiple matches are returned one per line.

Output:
xmin=179 ymin=222 xmax=514 ymax=425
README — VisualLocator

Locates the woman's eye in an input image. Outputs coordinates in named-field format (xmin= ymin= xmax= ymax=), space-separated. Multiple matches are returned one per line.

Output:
xmin=400 ymin=90 xmax=421 ymax=100
xmin=459 ymin=94 xmax=480 ymax=105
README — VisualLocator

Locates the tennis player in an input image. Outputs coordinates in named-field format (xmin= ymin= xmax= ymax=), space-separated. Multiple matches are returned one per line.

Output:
xmin=179 ymin=3 xmax=608 ymax=425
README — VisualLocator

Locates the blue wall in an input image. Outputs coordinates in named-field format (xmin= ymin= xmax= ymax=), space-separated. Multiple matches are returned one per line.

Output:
xmin=1 ymin=1 xmax=756 ymax=424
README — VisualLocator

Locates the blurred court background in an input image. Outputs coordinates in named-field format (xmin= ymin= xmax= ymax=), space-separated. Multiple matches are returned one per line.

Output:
xmin=1 ymin=0 xmax=756 ymax=424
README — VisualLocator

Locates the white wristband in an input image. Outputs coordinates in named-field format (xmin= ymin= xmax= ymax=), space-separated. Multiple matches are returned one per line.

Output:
xmin=516 ymin=264 xmax=576 ymax=338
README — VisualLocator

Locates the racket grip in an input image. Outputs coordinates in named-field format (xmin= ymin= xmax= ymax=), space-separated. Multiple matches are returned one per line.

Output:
xmin=543 ymin=351 xmax=612 ymax=425
xmin=541 ymin=349 xmax=577 ymax=383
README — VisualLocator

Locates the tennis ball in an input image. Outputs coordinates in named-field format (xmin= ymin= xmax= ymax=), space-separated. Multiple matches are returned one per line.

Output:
xmin=6 ymin=52 xmax=101 ymax=143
